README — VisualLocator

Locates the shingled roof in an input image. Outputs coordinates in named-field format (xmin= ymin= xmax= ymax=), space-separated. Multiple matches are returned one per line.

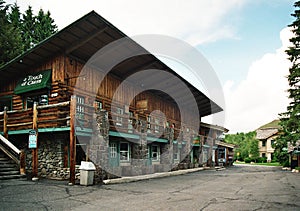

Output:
xmin=256 ymin=128 xmax=278 ymax=140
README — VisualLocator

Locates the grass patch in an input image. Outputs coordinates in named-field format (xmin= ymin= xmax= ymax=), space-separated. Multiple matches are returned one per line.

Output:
xmin=234 ymin=161 xmax=281 ymax=166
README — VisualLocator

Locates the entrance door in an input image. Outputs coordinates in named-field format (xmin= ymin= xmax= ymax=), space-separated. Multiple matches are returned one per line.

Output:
xmin=109 ymin=141 xmax=119 ymax=167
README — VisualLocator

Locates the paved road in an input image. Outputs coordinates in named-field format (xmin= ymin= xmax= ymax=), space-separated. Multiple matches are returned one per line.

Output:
xmin=0 ymin=165 xmax=299 ymax=210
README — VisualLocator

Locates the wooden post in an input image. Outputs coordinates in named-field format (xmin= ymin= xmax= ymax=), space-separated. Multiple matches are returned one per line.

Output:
xmin=69 ymin=95 xmax=76 ymax=185
xmin=32 ymin=102 xmax=38 ymax=178
xmin=3 ymin=106 xmax=8 ymax=139
xmin=20 ymin=150 xmax=26 ymax=175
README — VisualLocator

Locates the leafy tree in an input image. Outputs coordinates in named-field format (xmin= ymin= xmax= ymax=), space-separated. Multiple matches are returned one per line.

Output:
xmin=225 ymin=131 xmax=259 ymax=161
xmin=275 ymin=1 xmax=300 ymax=165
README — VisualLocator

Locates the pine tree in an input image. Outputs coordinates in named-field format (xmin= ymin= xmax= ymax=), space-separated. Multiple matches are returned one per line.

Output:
xmin=34 ymin=9 xmax=57 ymax=43
xmin=22 ymin=6 xmax=36 ymax=50
xmin=275 ymin=1 xmax=300 ymax=165
xmin=0 ymin=1 xmax=57 ymax=67
xmin=0 ymin=0 xmax=22 ymax=66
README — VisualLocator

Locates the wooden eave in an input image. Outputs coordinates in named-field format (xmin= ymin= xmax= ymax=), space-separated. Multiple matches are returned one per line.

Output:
xmin=0 ymin=10 xmax=222 ymax=117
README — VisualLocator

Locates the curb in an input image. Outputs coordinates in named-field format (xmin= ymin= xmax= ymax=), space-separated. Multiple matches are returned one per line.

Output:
xmin=103 ymin=167 xmax=205 ymax=185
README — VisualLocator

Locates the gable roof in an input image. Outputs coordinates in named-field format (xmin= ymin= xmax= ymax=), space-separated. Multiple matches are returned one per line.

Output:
xmin=256 ymin=128 xmax=278 ymax=140
xmin=0 ymin=11 xmax=222 ymax=117
xmin=216 ymin=141 xmax=235 ymax=149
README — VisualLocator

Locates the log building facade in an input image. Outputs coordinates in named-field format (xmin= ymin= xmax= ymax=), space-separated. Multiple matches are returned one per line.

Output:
xmin=0 ymin=11 xmax=223 ymax=183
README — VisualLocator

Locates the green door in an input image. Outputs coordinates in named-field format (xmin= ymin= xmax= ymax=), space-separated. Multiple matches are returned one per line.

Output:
xmin=109 ymin=141 xmax=119 ymax=167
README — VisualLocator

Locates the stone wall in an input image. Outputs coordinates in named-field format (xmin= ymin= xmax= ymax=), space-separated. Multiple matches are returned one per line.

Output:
xmin=24 ymin=133 xmax=69 ymax=179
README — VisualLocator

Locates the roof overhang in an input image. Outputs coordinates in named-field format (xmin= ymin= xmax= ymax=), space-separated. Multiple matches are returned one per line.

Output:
xmin=0 ymin=11 xmax=222 ymax=117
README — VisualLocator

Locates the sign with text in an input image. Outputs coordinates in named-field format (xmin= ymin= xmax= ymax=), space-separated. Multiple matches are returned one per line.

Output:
xmin=28 ymin=130 xmax=37 ymax=148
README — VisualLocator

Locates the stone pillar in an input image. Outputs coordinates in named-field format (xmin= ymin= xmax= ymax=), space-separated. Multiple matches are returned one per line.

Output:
xmin=89 ymin=110 xmax=110 ymax=182
xmin=207 ymin=138 xmax=213 ymax=167
xmin=181 ymin=128 xmax=192 ymax=168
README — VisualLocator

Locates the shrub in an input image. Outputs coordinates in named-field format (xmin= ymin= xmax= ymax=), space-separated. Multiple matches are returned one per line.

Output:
xmin=282 ymin=160 xmax=290 ymax=167
xmin=244 ymin=158 xmax=251 ymax=163
xmin=257 ymin=157 xmax=267 ymax=163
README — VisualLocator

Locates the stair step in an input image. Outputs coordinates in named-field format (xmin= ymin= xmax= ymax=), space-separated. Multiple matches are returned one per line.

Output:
xmin=0 ymin=167 xmax=18 ymax=172
xmin=0 ymin=163 xmax=17 ymax=168
xmin=0 ymin=157 xmax=10 ymax=161
xmin=0 ymin=160 xmax=15 ymax=164
xmin=0 ymin=170 xmax=20 ymax=176
xmin=0 ymin=150 xmax=26 ymax=180
xmin=0 ymin=174 xmax=26 ymax=180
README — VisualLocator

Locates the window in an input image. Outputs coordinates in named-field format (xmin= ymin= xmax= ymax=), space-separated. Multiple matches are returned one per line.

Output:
xmin=152 ymin=145 xmax=160 ymax=162
xmin=262 ymin=153 xmax=266 ymax=158
xmin=203 ymin=149 xmax=208 ymax=163
xmin=25 ymin=94 xmax=48 ymax=109
xmin=94 ymin=100 xmax=102 ymax=110
xmin=0 ymin=97 xmax=12 ymax=111
xmin=173 ymin=144 xmax=179 ymax=161
xmin=120 ymin=142 xmax=130 ymax=162
xmin=128 ymin=111 xmax=133 ymax=133
xmin=76 ymin=96 xmax=85 ymax=119
xmin=154 ymin=118 xmax=160 ymax=133
xmin=115 ymin=107 xmax=123 ymax=126
xmin=271 ymin=140 xmax=275 ymax=147
xmin=110 ymin=142 xmax=117 ymax=158
xmin=147 ymin=116 xmax=151 ymax=133
xmin=262 ymin=140 xmax=266 ymax=147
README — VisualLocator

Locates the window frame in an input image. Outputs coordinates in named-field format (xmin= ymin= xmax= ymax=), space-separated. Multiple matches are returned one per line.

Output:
xmin=173 ymin=144 xmax=180 ymax=161
xmin=110 ymin=142 xmax=117 ymax=158
xmin=75 ymin=95 xmax=85 ymax=120
xmin=23 ymin=91 xmax=49 ymax=109
xmin=151 ymin=145 xmax=160 ymax=162
xmin=119 ymin=142 xmax=130 ymax=162
xmin=94 ymin=100 xmax=103 ymax=111
xmin=115 ymin=107 xmax=124 ymax=126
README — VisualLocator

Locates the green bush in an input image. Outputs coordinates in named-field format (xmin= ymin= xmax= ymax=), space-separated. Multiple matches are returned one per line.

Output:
xmin=257 ymin=157 xmax=267 ymax=163
xmin=295 ymin=167 xmax=300 ymax=171
xmin=244 ymin=158 xmax=251 ymax=163
xmin=282 ymin=160 xmax=290 ymax=167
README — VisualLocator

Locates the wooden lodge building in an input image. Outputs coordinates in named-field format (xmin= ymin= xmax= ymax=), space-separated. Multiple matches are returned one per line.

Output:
xmin=0 ymin=11 xmax=223 ymax=183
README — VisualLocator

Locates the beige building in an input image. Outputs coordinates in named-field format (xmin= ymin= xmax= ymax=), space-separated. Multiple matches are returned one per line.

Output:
xmin=256 ymin=128 xmax=278 ymax=162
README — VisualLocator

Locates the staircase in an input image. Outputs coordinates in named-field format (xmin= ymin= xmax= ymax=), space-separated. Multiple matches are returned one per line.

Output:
xmin=0 ymin=150 xmax=26 ymax=180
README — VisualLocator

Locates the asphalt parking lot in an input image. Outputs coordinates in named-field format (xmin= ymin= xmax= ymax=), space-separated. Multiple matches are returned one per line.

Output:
xmin=0 ymin=164 xmax=299 ymax=210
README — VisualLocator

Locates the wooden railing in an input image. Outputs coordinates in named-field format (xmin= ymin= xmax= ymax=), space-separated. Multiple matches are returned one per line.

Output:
xmin=0 ymin=134 xmax=26 ymax=175
xmin=0 ymin=102 xmax=70 ymax=132
xmin=0 ymin=99 xmax=217 ymax=146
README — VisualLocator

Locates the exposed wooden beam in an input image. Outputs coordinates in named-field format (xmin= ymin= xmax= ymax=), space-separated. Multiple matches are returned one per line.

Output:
xmin=65 ymin=26 xmax=108 ymax=54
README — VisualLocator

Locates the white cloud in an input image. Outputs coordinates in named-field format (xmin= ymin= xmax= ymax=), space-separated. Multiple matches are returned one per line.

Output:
xmin=7 ymin=0 xmax=247 ymax=45
xmin=215 ymin=27 xmax=293 ymax=133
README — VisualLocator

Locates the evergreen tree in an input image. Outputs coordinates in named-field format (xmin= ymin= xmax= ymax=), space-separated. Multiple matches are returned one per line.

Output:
xmin=275 ymin=1 xmax=300 ymax=165
xmin=34 ymin=9 xmax=57 ymax=43
xmin=0 ymin=0 xmax=22 ymax=66
xmin=22 ymin=6 xmax=36 ymax=50
xmin=0 ymin=0 xmax=57 ymax=67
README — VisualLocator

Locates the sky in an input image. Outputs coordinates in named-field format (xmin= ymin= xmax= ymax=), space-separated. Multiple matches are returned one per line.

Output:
xmin=6 ymin=0 xmax=296 ymax=133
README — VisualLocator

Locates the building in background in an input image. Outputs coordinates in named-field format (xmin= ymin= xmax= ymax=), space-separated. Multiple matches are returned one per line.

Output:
xmin=256 ymin=120 xmax=280 ymax=162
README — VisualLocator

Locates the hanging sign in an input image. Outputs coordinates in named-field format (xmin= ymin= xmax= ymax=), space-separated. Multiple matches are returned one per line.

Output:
xmin=28 ymin=130 xmax=37 ymax=148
